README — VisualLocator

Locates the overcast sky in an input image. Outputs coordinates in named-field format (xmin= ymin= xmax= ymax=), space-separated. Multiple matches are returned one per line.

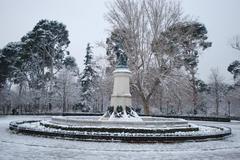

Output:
xmin=1 ymin=0 xmax=240 ymax=83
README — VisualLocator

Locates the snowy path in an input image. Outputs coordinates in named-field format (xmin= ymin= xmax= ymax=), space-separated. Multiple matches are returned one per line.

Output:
xmin=0 ymin=116 xmax=240 ymax=160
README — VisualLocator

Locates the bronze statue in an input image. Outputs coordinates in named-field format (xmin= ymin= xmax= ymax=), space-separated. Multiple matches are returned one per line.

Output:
xmin=106 ymin=37 xmax=128 ymax=68
xmin=115 ymin=44 xmax=128 ymax=68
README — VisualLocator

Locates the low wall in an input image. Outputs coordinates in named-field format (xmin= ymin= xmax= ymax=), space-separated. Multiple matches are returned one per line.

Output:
xmin=142 ymin=115 xmax=231 ymax=122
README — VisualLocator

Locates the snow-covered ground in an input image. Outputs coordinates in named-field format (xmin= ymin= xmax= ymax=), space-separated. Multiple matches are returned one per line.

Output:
xmin=0 ymin=116 xmax=240 ymax=160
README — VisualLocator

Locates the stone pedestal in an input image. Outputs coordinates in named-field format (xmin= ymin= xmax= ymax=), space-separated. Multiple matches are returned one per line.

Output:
xmin=100 ymin=68 xmax=142 ymax=121
xmin=111 ymin=68 xmax=132 ymax=108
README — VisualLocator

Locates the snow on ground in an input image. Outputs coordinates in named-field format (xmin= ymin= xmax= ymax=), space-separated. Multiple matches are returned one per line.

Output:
xmin=0 ymin=116 xmax=240 ymax=160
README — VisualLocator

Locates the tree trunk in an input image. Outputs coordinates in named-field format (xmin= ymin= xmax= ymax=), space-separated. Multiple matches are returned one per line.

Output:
xmin=49 ymin=57 xmax=54 ymax=111
xmin=50 ymin=57 xmax=54 ymax=92
xmin=41 ymin=66 xmax=46 ymax=113
xmin=63 ymin=81 xmax=68 ymax=113
xmin=101 ymin=91 xmax=104 ymax=112
xmin=228 ymin=101 xmax=231 ymax=117
xmin=215 ymin=97 xmax=219 ymax=116
xmin=159 ymin=88 xmax=163 ymax=113
xmin=63 ymin=82 xmax=67 ymax=113
xmin=7 ymin=83 xmax=12 ymax=115
xmin=143 ymin=98 xmax=150 ymax=115
xmin=191 ymin=72 xmax=198 ymax=114
xmin=177 ymin=97 xmax=182 ymax=115
xmin=138 ymin=80 xmax=160 ymax=115
xmin=215 ymin=84 xmax=219 ymax=116
xmin=19 ymin=83 xmax=23 ymax=96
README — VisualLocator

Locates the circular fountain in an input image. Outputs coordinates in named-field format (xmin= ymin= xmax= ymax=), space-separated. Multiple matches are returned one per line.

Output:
xmin=9 ymin=48 xmax=231 ymax=142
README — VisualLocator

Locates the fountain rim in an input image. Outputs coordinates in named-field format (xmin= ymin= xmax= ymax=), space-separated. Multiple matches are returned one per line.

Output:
xmin=9 ymin=119 xmax=231 ymax=143
xmin=50 ymin=116 xmax=189 ymax=126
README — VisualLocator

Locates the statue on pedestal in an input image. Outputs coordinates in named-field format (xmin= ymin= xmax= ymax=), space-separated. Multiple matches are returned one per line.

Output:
xmin=100 ymin=38 xmax=142 ymax=121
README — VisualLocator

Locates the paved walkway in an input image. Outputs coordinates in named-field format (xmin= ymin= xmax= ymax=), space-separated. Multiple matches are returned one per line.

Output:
xmin=0 ymin=116 xmax=240 ymax=160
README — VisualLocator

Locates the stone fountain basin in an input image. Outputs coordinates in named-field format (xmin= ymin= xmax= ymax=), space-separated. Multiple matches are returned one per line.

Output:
xmin=9 ymin=116 xmax=231 ymax=143
xmin=50 ymin=116 xmax=190 ymax=129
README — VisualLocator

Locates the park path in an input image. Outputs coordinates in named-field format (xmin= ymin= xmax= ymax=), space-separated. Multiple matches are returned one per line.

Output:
xmin=0 ymin=116 xmax=240 ymax=160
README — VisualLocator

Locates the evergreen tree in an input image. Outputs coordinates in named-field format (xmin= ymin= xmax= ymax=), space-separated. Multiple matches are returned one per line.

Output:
xmin=228 ymin=60 xmax=240 ymax=84
xmin=21 ymin=19 xmax=70 ymax=91
xmin=163 ymin=21 xmax=212 ymax=114
xmin=228 ymin=36 xmax=240 ymax=85
xmin=79 ymin=43 xmax=98 ymax=112
xmin=20 ymin=19 xmax=71 ymax=110
xmin=0 ymin=42 xmax=23 ymax=88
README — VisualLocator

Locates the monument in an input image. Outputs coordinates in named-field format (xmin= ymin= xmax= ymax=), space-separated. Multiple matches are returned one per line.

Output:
xmin=100 ymin=45 xmax=141 ymax=121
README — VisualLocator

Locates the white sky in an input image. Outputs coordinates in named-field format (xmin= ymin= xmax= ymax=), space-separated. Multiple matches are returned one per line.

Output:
xmin=0 ymin=0 xmax=240 ymax=83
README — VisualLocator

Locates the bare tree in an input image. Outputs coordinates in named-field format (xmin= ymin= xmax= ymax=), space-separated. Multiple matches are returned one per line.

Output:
xmin=208 ymin=68 xmax=226 ymax=116
xmin=54 ymin=68 xmax=78 ymax=113
xmin=106 ymin=0 xmax=184 ymax=115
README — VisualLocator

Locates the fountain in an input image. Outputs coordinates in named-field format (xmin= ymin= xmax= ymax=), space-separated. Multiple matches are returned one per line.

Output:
xmin=99 ymin=53 xmax=141 ymax=121
xmin=9 ymin=46 xmax=231 ymax=142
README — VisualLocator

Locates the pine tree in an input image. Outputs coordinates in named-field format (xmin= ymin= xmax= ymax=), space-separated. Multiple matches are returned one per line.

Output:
xmin=21 ymin=19 xmax=70 ymax=91
xmin=162 ymin=21 xmax=212 ymax=114
xmin=79 ymin=43 xmax=98 ymax=112
xmin=0 ymin=42 xmax=23 ymax=88
xmin=228 ymin=36 xmax=240 ymax=85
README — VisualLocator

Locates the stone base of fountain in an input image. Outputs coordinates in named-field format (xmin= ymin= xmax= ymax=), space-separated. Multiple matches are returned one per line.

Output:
xmin=9 ymin=116 xmax=231 ymax=143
